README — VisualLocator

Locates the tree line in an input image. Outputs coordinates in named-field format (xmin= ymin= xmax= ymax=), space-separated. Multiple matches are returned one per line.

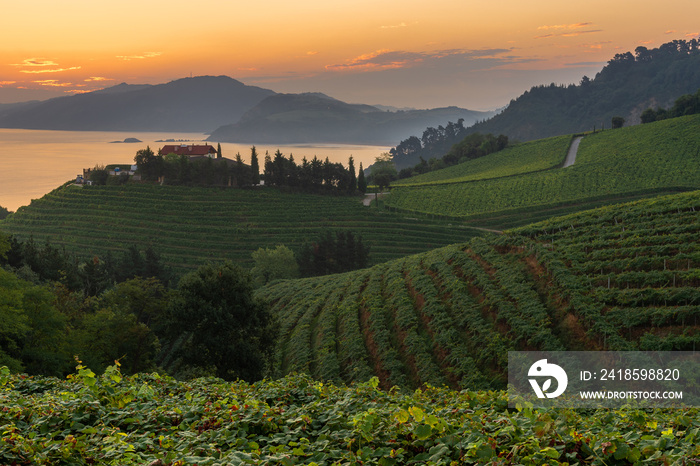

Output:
xmin=261 ymin=149 xmax=364 ymax=194
xmin=0 ymin=233 xmax=276 ymax=382
xmin=0 ymin=226 xmax=373 ymax=380
xmin=462 ymin=38 xmax=700 ymax=141
xmin=641 ymin=88 xmax=700 ymax=123
xmin=89 ymin=145 xmax=367 ymax=195
xmin=395 ymin=132 xmax=509 ymax=180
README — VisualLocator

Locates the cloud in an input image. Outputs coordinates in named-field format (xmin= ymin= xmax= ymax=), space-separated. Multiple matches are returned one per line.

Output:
xmin=325 ymin=48 xmax=513 ymax=72
xmin=665 ymin=30 xmax=676 ymax=34
xmin=579 ymin=41 xmax=612 ymax=50
xmin=306 ymin=51 xmax=319 ymax=56
xmin=538 ymin=22 xmax=592 ymax=31
xmin=0 ymin=81 xmax=17 ymax=87
xmin=20 ymin=66 xmax=82 ymax=74
xmin=84 ymin=76 xmax=113 ymax=82
xmin=116 ymin=52 xmax=162 ymax=60
xmin=33 ymin=80 xmax=75 ymax=87
xmin=380 ymin=22 xmax=408 ymax=29
xmin=11 ymin=58 xmax=58 ymax=67
xmin=535 ymin=23 xmax=601 ymax=39
xmin=686 ymin=32 xmax=699 ymax=38
xmin=535 ymin=29 xmax=602 ymax=39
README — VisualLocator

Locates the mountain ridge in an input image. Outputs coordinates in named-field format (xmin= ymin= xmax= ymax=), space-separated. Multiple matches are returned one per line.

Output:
xmin=465 ymin=39 xmax=700 ymax=141
xmin=208 ymin=94 xmax=493 ymax=145
xmin=0 ymin=76 xmax=275 ymax=132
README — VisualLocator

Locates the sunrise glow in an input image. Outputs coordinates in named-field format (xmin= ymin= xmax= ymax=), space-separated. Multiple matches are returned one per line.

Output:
xmin=2 ymin=0 xmax=699 ymax=108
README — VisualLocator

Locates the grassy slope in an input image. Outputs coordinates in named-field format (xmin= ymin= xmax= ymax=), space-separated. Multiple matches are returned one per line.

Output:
xmin=0 ymin=185 xmax=484 ymax=276
xmin=260 ymin=190 xmax=700 ymax=390
xmin=392 ymin=134 xmax=573 ymax=186
xmin=385 ymin=115 xmax=700 ymax=228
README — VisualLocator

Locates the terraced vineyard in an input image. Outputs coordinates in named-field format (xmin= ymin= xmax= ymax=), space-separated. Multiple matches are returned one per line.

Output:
xmin=261 ymin=190 xmax=700 ymax=389
xmin=385 ymin=114 xmax=700 ymax=224
xmin=0 ymin=185 xmax=482 ymax=275
xmin=393 ymin=134 xmax=572 ymax=186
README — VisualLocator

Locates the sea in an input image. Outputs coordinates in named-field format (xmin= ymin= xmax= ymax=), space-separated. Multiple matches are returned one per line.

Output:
xmin=0 ymin=129 xmax=389 ymax=212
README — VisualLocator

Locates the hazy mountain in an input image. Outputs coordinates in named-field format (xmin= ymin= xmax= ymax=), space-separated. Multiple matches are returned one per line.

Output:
xmin=466 ymin=39 xmax=700 ymax=141
xmin=91 ymin=83 xmax=154 ymax=95
xmin=208 ymin=93 xmax=493 ymax=145
xmin=0 ymin=76 xmax=275 ymax=132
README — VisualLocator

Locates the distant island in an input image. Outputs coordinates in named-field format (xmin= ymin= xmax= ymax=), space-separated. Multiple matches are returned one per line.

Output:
xmin=109 ymin=137 xmax=142 ymax=144
xmin=155 ymin=138 xmax=200 ymax=143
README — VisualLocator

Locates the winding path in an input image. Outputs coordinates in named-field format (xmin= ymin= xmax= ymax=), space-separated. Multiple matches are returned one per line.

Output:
xmin=563 ymin=136 xmax=583 ymax=168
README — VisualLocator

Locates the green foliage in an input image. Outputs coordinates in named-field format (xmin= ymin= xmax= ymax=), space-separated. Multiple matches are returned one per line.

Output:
xmin=394 ymin=134 xmax=571 ymax=187
xmin=0 ymin=205 xmax=10 ymax=221
xmin=611 ymin=115 xmax=625 ymax=128
xmin=251 ymin=245 xmax=299 ymax=286
xmin=261 ymin=190 xmax=700 ymax=388
xmin=168 ymin=262 xmax=277 ymax=381
xmin=1 ymin=370 xmax=699 ymax=464
xmin=134 ymin=146 xmax=163 ymax=181
xmin=641 ymin=87 xmax=700 ymax=123
xmin=0 ymin=185 xmax=482 ymax=277
xmin=297 ymin=230 xmax=370 ymax=277
xmin=0 ymin=268 xmax=69 ymax=375
xmin=466 ymin=39 xmax=700 ymax=141
xmin=88 ymin=165 xmax=109 ymax=185
xmin=357 ymin=162 xmax=367 ymax=194
xmin=369 ymin=153 xmax=397 ymax=191
xmin=387 ymin=115 xmax=700 ymax=219
xmin=0 ymin=233 xmax=9 ymax=261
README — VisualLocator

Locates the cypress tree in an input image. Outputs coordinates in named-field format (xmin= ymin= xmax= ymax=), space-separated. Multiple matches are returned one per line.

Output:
xmin=347 ymin=156 xmax=357 ymax=193
xmin=357 ymin=162 xmax=367 ymax=194
xmin=250 ymin=146 xmax=260 ymax=185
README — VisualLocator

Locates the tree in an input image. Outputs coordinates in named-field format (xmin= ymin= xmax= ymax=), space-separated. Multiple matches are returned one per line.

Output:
xmin=347 ymin=156 xmax=357 ymax=193
xmin=134 ymin=146 xmax=163 ymax=181
xmin=0 ymin=233 xmax=9 ymax=261
xmin=88 ymin=164 xmax=109 ymax=185
xmin=369 ymin=153 xmax=397 ymax=192
xmin=611 ymin=116 xmax=625 ymax=129
xmin=0 ymin=205 xmax=11 ymax=220
xmin=250 ymin=245 xmax=299 ymax=286
xmin=640 ymin=108 xmax=658 ymax=124
xmin=357 ymin=162 xmax=367 ymax=194
xmin=168 ymin=262 xmax=276 ymax=381
xmin=216 ymin=143 xmax=222 ymax=159
xmin=297 ymin=231 xmax=370 ymax=277
xmin=250 ymin=146 xmax=260 ymax=185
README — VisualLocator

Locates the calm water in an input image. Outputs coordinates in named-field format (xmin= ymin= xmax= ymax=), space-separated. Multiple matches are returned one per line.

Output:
xmin=0 ymin=129 xmax=389 ymax=212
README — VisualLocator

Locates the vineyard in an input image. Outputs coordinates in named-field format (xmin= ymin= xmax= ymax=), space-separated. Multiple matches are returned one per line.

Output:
xmin=2 ymin=366 xmax=700 ymax=465
xmin=0 ymin=185 xmax=481 ymax=275
xmin=392 ymin=134 xmax=572 ymax=187
xmin=385 ymin=114 xmax=700 ymax=222
xmin=261 ymin=190 xmax=700 ymax=390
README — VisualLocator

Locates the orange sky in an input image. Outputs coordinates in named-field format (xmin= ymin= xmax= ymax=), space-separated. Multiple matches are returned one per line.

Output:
xmin=2 ymin=0 xmax=698 ymax=109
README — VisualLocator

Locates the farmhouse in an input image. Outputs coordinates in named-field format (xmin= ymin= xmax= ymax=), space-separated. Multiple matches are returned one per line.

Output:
xmin=160 ymin=144 xmax=218 ymax=158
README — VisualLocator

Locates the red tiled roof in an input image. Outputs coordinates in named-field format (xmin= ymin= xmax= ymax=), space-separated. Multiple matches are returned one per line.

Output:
xmin=160 ymin=144 xmax=217 ymax=156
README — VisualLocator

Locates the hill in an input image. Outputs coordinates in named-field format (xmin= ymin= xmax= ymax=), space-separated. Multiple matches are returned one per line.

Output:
xmin=385 ymin=114 xmax=700 ymax=229
xmin=259 ymin=190 xmax=700 ymax=390
xmin=0 ymin=186 xmax=483 ymax=277
xmin=0 ymin=76 xmax=275 ymax=132
xmin=466 ymin=39 xmax=700 ymax=141
xmin=208 ymin=93 xmax=493 ymax=145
